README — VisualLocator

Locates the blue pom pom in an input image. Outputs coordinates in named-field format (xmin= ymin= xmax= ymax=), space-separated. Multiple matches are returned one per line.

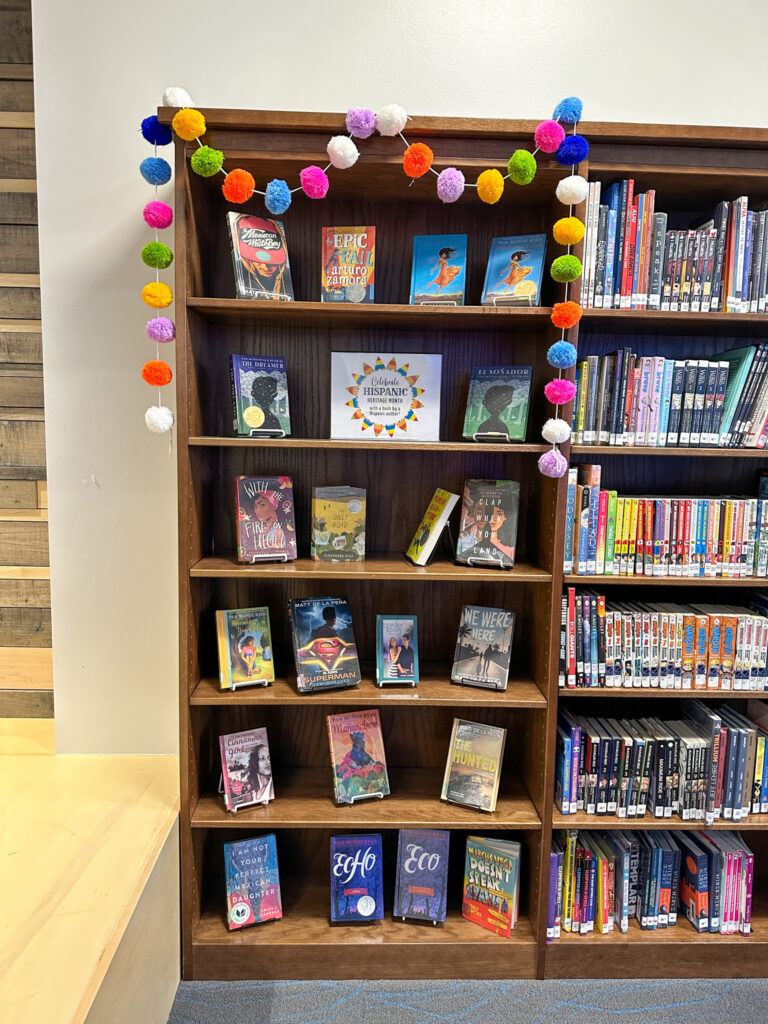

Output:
xmin=140 ymin=115 xmax=172 ymax=146
xmin=555 ymin=134 xmax=589 ymax=166
xmin=547 ymin=341 xmax=578 ymax=369
xmin=140 ymin=157 xmax=172 ymax=185
xmin=552 ymin=97 xmax=583 ymax=124
xmin=265 ymin=178 xmax=292 ymax=215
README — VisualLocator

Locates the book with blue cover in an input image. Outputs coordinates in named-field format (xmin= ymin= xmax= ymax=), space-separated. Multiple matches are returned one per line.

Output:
xmin=330 ymin=833 xmax=384 ymax=922
xmin=230 ymin=354 xmax=291 ymax=436
xmin=376 ymin=614 xmax=419 ymax=686
xmin=289 ymin=596 xmax=361 ymax=694
xmin=224 ymin=834 xmax=282 ymax=930
xmin=481 ymin=234 xmax=547 ymax=306
xmin=409 ymin=234 xmax=467 ymax=305
xmin=394 ymin=828 xmax=450 ymax=923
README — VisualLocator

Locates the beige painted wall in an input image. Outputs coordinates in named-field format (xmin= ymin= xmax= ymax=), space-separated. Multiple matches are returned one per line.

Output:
xmin=31 ymin=0 xmax=768 ymax=753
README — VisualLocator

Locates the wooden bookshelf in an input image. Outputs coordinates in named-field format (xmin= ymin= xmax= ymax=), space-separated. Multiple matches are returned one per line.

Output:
xmin=168 ymin=107 xmax=768 ymax=981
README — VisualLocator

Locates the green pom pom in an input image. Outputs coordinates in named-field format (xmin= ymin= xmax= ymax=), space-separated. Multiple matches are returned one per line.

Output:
xmin=191 ymin=145 xmax=224 ymax=177
xmin=141 ymin=242 xmax=173 ymax=269
xmin=507 ymin=149 xmax=537 ymax=185
xmin=550 ymin=254 xmax=583 ymax=283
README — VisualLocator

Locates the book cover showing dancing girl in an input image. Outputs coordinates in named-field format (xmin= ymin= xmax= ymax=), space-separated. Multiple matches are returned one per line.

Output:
xmin=410 ymin=234 xmax=467 ymax=305
xmin=215 ymin=606 xmax=274 ymax=689
xmin=227 ymin=213 xmax=294 ymax=300
xmin=326 ymin=709 xmax=390 ymax=804
xmin=481 ymin=234 xmax=546 ymax=306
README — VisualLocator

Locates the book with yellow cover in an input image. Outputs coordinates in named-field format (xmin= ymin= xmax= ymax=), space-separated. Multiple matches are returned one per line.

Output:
xmin=405 ymin=488 xmax=459 ymax=566
xmin=311 ymin=486 xmax=366 ymax=561
xmin=440 ymin=718 xmax=506 ymax=812
xmin=216 ymin=607 xmax=274 ymax=690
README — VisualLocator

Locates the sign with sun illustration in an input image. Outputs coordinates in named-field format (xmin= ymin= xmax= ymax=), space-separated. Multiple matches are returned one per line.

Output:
xmin=330 ymin=353 xmax=442 ymax=440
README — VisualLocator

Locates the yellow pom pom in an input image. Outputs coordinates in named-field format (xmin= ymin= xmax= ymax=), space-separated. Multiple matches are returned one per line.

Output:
xmin=171 ymin=107 xmax=206 ymax=142
xmin=476 ymin=168 xmax=504 ymax=205
xmin=142 ymin=281 xmax=173 ymax=309
xmin=553 ymin=216 xmax=585 ymax=246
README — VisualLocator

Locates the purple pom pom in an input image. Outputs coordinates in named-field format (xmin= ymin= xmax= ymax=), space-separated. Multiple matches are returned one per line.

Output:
xmin=544 ymin=378 xmax=577 ymax=406
xmin=345 ymin=107 xmax=376 ymax=139
xmin=299 ymin=165 xmax=330 ymax=199
xmin=556 ymin=134 xmax=590 ymax=166
xmin=143 ymin=200 xmax=173 ymax=229
xmin=538 ymin=448 xmax=569 ymax=478
xmin=436 ymin=167 xmax=465 ymax=203
xmin=534 ymin=119 xmax=566 ymax=154
xmin=146 ymin=317 xmax=176 ymax=343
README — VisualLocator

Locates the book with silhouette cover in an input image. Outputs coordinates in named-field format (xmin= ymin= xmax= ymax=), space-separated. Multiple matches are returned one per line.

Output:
xmin=455 ymin=480 xmax=520 ymax=569
xmin=441 ymin=718 xmax=506 ymax=812
xmin=230 ymin=354 xmax=291 ymax=436
xmin=462 ymin=366 xmax=532 ymax=441
xmin=394 ymin=828 xmax=450 ymax=923
xmin=405 ymin=488 xmax=459 ymax=566
xmin=326 ymin=708 xmax=390 ymax=804
xmin=451 ymin=604 xmax=515 ymax=690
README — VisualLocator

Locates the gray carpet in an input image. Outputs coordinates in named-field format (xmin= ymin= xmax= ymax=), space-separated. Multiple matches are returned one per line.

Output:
xmin=169 ymin=979 xmax=768 ymax=1024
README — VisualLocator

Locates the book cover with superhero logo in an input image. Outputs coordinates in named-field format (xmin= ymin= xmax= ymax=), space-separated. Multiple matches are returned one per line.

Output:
xmin=321 ymin=226 xmax=375 ymax=303
xmin=230 ymin=354 xmax=291 ymax=436
xmin=215 ymin=606 xmax=274 ymax=689
xmin=326 ymin=708 xmax=390 ymax=803
xmin=455 ymin=479 xmax=520 ymax=569
xmin=224 ymin=834 xmax=282 ymax=930
xmin=219 ymin=727 xmax=274 ymax=811
xmin=311 ymin=486 xmax=366 ymax=562
xmin=462 ymin=366 xmax=532 ymax=441
xmin=481 ymin=234 xmax=547 ymax=306
xmin=330 ymin=833 xmax=384 ymax=922
xmin=235 ymin=476 xmax=297 ymax=563
xmin=394 ymin=828 xmax=450 ymax=923
xmin=409 ymin=234 xmax=467 ymax=305
xmin=288 ymin=596 xmax=361 ymax=693
xmin=441 ymin=718 xmax=506 ymax=812
xmin=227 ymin=213 xmax=294 ymax=300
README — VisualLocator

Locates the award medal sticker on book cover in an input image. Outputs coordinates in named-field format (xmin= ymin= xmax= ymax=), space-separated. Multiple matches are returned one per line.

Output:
xmin=216 ymin=606 xmax=274 ymax=689
xmin=481 ymin=234 xmax=547 ymax=306
xmin=311 ymin=486 xmax=366 ymax=562
xmin=330 ymin=353 xmax=442 ymax=441
xmin=236 ymin=476 xmax=297 ymax=563
xmin=327 ymin=708 xmax=390 ymax=803
xmin=289 ymin=596 xmax=362 ymax=693
xmin=463 ymin=366 xmax=533 ymax=441
xmin=441 ymin=718 xmax=506 ymax=812
xmin=456 ymin=480 xmax=520 ymax=568
xmin=224 ymin=834 xmax=282 ymax=930
xmin=409 ymin=234 xmax=468 ymax=305
xmin=227 ymin=213 xmax=294 ymax=301
xmin=230 ymin=354 xmax=291 ymax=436
xmin=330 ymin=833 xmax=385 ymax=922
xmin=451 ymin=605 xmax=515 ymax=690
xmin=219 ymin=727 xmax=274 ymax=811
xmin=376 ymin=614 xmax=419 ymax=685
xmin=394 ymin=828 xmax=450 ymax=923
xmin=321 ymin=226 xmax=375 ymax=303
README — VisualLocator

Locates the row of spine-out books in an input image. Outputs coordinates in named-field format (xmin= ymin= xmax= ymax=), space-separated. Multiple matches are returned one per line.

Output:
xmin=548 ymin=828 xmax=754 ymax=938
xmin=224 ymin=830 xmax=520 ymax=935
xmin=580 ymin=182 xmax=768 ymax=314
xmin=564 ymin=466 xmax=768 ymax=579
xmin=555 ymin=702 xmax=768 ymax=825
xmin=558 ymin=590 xmax=768 ymax=692
xmin=571 ymin=345 xmax=768 ymax=449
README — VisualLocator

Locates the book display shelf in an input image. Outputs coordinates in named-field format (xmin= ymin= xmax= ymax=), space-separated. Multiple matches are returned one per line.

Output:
xmin=164 ymin=106 xmax=768 ymax=980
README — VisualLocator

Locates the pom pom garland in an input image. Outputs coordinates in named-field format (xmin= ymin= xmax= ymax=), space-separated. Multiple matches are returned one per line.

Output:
xmin=145 ymin=405 xmax=174 ymax=433
xmin=436 ymin=167 xmax=465 ymax=203
xmin=141 ymin=241 xmax=173 ymax=269
xmin=222 ymin=168 xmax=255 ymax=204
xmin=142 ymin=360 xmax=173 ymax=386
xmin=534 ymin=119 xmax=565 ymax=154
xmin=299 ymin=165 xmax=330 ymax=199
xmin=403 ymin=142 xmax=433 ymax=178
xmin=327 ymin=135 xmax=359 ymax=169
xmin=547 ymin=340 xmax=578 ymax=368
xmin=551 ymin=254 xmax=583 ymax=282
xmin=171 ymin=107 xmax=206 ymax=141
xmin=140 ymin=115 xmax=172 ymax=146
xmin=190 ymin=145 xmax=224 ymax=177
xmin=538 ymin=448 xmax=569 ymax=478
xmin=544 ymin=378 xmax=577 ymax=406
xmin=146 ymin=317 xmax=176 ymax=343
xmin=507 ymin=149 xmax=537 ymax=185
xmin=163 ymin=86 xmax=195 ymax=108
xmin=141 ymin=281 xmax=173 ymax=308
xmin=375 ymin=104 xmax=408 ymax=136
xmin=346 ymin=107 xmax=376 ymax=139
xmin=553 ymin=216 xmax=585 ymax=246
xmin=476 ymin=168 xmax=504 ymax=205
xmin=140 ymin=157 xmax=172 ymax=186
xmin=265 ymin=178 xmax=292 ymax=215
xmin=542 ymin=418 xmax=572 ymax=444
xmin=551 ymin=301 xmax=583 ymax=329
xmin=555 ymin=174 xmax=589 ymax=206
xmin=143 ymin=200 xmax=173 ymax=229
xmin=552 ymin=96 xmax=583 ymax=124
xmin=556 ymin=134 xmax=590 ymax=166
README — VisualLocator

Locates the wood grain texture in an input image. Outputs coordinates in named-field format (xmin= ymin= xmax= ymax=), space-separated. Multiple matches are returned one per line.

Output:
xmin=0 ymin=368 xmax=43 ymax=406
xmin=0 ymin=518 xmax=47 ymax=562
xmin=0 ymin=576 xmax=50 ymax=605
xmin=0 ymin=127 xmax=34 ymax=177
xmin=0 ymin=187 xmax=36 ymax=223
xmin=0 ymin=62 xmax=32 ymax=80
xmin=575 ymin=444 xmax=768 ymax=459
xmin=0 ymin=477 xmax=36 ymax=505
xmin=0 ymin=645 xmax=52 ymax=687
xmin=0 ymin=716 xmax=54 ymax=754
xmin=0 ymin=605 xmax=51 ymax=644
xmin=563 ymin=573 xmax=766 ymax=587
xmin=190 ymin=436 xmax=549 ymax=454
xmin=0 ymin=9 xmax=31 ymax=63
xmin=0 ymin=319 xmax=40 ymax=361
xmin=0 ymin=687 xmax=52 ymax=716
xmin=0 ymin=222 xmax=38 ymax=272
xmin=0 ymin=281 xmax=39 ymax=317
xmin=0 ymin=78 xmax=32 ymax=111
xmin=0 ymin=412 xmax=45 ymax=465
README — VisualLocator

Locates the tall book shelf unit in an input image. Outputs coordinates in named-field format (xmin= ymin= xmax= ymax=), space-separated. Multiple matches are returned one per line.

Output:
xmin=166 ymin=107 xmax=768 ymax=980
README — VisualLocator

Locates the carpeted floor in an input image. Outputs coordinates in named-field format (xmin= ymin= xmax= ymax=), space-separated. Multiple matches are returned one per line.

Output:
xmin=169 ymin=979 xmax=768 ymax=1024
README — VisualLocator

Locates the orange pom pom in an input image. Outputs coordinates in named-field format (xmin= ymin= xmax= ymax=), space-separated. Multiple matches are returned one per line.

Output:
xmin=222 ymin=169 xmax=255 ymax=204
xmin=551 ymin=301 xmax=583 ymax=330
xmin=142 ymin=360 xmax=173 ymax=387
xmin=403 ymin=142 xmax=433 ymax=178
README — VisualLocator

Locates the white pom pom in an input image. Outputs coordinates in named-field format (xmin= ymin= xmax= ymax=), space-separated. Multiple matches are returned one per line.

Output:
xmin=145 ymin=405 xmax=174 ymax=433
xmin=163 ymin=86 xmax=195 ymax=108
xmin=556 ymin=174 xmax=589 ymax=206
xmin=326 ymin=135 xmax=359 ymax=170
xmin=375 ymin=103 xmax=408 ymax=137
xmin=542 ymin=417 xmax=572 ymax=444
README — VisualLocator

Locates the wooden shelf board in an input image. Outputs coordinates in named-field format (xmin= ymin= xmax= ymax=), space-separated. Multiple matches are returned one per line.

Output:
xmin=582 ymin=309 xmax=768 ymax=326
xmin=189 ymin=436 xmax=549 ymax=454
xmin=192 ymin=555 xmax=551 ymax=583
xmin=191 ymin=670 xmax=547 ymax=708
xmin=560 ymin=686 xmax=766 ymax=699
xmin=574 ymin=445 xmax=768 ymax=459
xmin=192 ymin=768 xmax=540 ymax=830
xmin=552 ymin=809 xmax=768 ymax=831
xmin=563 ymin=573 xmax=767 ymax=587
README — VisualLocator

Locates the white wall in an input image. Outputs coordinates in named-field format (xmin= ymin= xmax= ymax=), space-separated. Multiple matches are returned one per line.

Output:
xmin=32 ymin=0 xmax=768 ymax=753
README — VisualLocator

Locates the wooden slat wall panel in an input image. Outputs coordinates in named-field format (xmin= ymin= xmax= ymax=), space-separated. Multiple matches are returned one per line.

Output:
xmin=0 ymin=607 xmax=51 ymax=645
xmin=0 ymin=520 xmax=48 ymax=563
xmin=0 ymin=367 xmax=43 ymax=406
xmin=0 ymin=478 xmax=36 ymax=506
xmin=0 ymin=128 xmax=35 ymax=177
xmin=0 ymin=10 xmax=32 ymax=64
xmin=0 ymin=579 xmax=50 ymax=606
xmin=0 ymin=78 xmax=33 ymax=110
xmin=0 ymin=282 xmax=39 ymax=317
xmin=0 ymin=189 xmax=36 ymax=222
xmin=0 ymin=415 xmax=45 ymax=466
xmin=0 ymin=689 xmax=53 ymax=716
xmin=0 ymin=224 xmax=38 ymax=272
xmin=0 ymin=646 xmax=52 ymax=688
xmin=0 ymin=323 xmax=41 ymax=362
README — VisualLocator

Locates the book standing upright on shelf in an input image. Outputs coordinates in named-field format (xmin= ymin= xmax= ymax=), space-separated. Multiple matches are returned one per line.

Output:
xmin=481 ymin=234 xmax=547 ymax=306
xmin=376 ymin=615 xmax=419 ymax=686
xmin=289 ymin=596 xmax=362 ymax=693
xmin=462 ymin=366 xmax=533 ymax=441
xmin=455 ymin=480 xmax=520 ymax=568
xmin=394 ymin=828 xmax=450 ymax=923
xmin=451 ymin=604 xmax=515 ymax=690
xmin=216 ymin=606 xmax=274 ymax=689
xmin=409 ymin=234 xmax=467 ymax=305
xmin=235 ymin=476 xmax=297 ymax=563
xmin=462 ymin=835 xmax=520 ymax=936
xmin=230 ymin=355 xmax=291 ymax=437
xmin=326 ymin=709 xmax=390 ymax=804
xmin=441 ymin=718 xmax=506 ymax=812
xmin=405 ymin=488 xmax=459 ymax=566
xmin=227 ymin=213 xmax=294 ymax=300
xmin=330 ymin=834 xmax=384 ymax=922
xmin=224 ymin=834 xmax=282 ymax=930
xmin=321 ymin=225 xmax=375 ymax=302
xmin=219 ymin=728 xmax=274 ymax=811
xmin=311 ymin=486 xmax=366 ymax=561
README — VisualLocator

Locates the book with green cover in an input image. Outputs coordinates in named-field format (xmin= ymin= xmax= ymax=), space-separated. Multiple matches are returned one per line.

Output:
xmin=462 ymin=366 xmax=532 ymax=441
xmin=713 ymin=345 xmax=756 ymax=442
xmin=605 ymin=491 xmax=618 ymax=575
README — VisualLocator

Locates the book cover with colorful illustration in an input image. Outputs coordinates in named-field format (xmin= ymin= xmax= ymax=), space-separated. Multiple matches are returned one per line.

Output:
xmin=215 ymin=606 xmax=274 ymax=690
xmin=230 ymin=354 xmax=291 ymax=436
xmin=462 ymin=366 xmax=533 ymax=441
xmin=288 ymin=596 xmax=361 ymax=693
xmin=376 ymin=615 xmax=419 ymax=685
xmin=330 ymin=353 xmax=442 ymax=441
xmin=405 ymin=488 xmax=460 ymax=565
xmin=481 ymin=234 xmax=547 ymax=306
xmin=227 ymin=213 xmax=294 ymax=301
xmin=441 ymin=718 xmax=506 ymax=812
xmin=235 ymin=476 xmax=297 ymax=563
xmin=451 ymin=605 xmax=515 ymax=690
xmin=462 ymin=835 xmax=520 ymax=936
xmin=321 ymin=225 xmax=375 ymax=303
xmin=224 ymin=834 xmax=282 ymax=930
xmin=394 ymin=828 xmax=450 ymax=923
xmin=311 ymin=486 xmax=366 ymax=562
xmin=330 ymin=833 xmax=384 ymax=922
xmin=409 ymin=234 xmax=468 ymax=305
xmin=219 ymin=727 xmax=274 ymax=811
xmin=455 ymin=479 xmax=520 ymax=568
xmin=327 ymin=708 xmax=390 ymax=804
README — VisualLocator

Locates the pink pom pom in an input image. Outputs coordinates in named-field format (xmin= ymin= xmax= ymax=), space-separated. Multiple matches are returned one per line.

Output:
xmin=544 ymin=378 xmax=577 ymax=406
xmin=143 ymin=201 xmax=173 ymax=229
xmin=146 ymin=316 xmax=176 ymax=343
xmin=299 ymin=165 xmax=330 ymax=199
xmin=538 ymin=449 xmax=569 ymax=478
xmin=345 ymin=107 xmax=376 ymax=139
xmin=534 ymin=119 xmax=566 ymax=155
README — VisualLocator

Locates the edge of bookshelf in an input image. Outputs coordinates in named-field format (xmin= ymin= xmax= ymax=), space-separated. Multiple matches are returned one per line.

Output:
xmin=559 ymin=686 xmax=766 ymax=699
xmin=573 ymin=445 xmax=768 ymax=459
xmin=189 ymin=437 xmax=550 ymax=454
xmin=552 ymin=809 xmax=768 ymax=831
xmin=562 ymin=574 xmax=767 ymax=587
